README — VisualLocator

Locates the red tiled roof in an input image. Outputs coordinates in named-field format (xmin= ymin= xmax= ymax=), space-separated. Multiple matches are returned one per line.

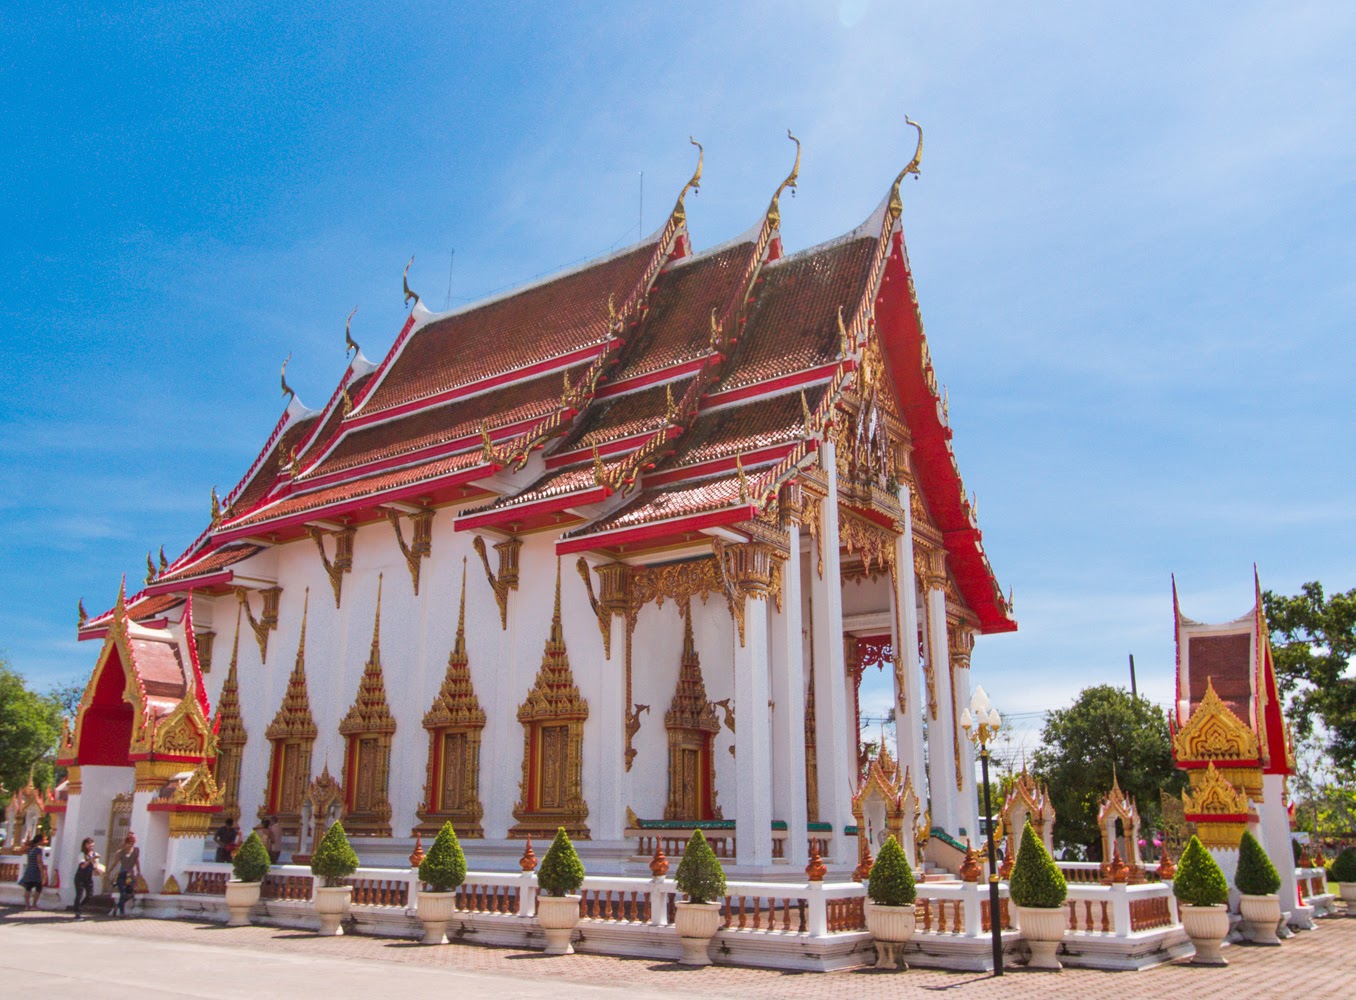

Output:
xmin=85 ymin=591 xmax=185 ymax=629
xmin=229 ymin=414 xmax=318 ymax=517
xmin=158 ymin=543 xmax=262 ymax=584
xmin=566 ymin=472 xmax=748 ymax=537
xmin=363 ymin=242 xmax=660 ymax=413
xmin=313 ymin=363 xmax=590 ymax=476
xmin=717 ymin=237 xmax=875 ymax=391
xmin=296 ymin=371 xmax=375 ymax=466
xmin=129 ymin=638 xmax=186 ymax=699
xmin=669 ymin=386 xmax=826 ymax=470
xmin=556 ymin=378 xmax=692 ymax=454
xmin=613 ymin=243 xmax=752 ymax=381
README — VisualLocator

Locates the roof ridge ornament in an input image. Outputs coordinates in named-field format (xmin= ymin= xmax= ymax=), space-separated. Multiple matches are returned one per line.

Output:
xmin=887 ymin=117 xmax=924 ymax=219
xmin=403 ymin=255 xmax=420 ymax=308
xmin=766 ymin=129 xmax=802 ymax=231
xmin=280 ymin=353 xmax=295 ymax=399
xmin=671 ymin=137 xmax=703 ymax=224
xmin=344 ymin=306 xmax=360 ymax=358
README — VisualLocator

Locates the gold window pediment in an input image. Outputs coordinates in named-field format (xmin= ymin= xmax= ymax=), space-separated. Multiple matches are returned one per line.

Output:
xmin=1174 ymin=677 xmax=1259 ymax=763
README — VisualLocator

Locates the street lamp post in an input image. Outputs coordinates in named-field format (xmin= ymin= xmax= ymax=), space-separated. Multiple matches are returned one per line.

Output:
xmin=961 ymin=687 xmax=1003 ymax=977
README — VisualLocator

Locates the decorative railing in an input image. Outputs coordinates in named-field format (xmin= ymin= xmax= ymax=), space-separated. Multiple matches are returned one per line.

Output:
xmin=0 ymin=861 xmax=21 ymax=883
xmin=1056 ymin=861 xmax=1158 ymax=884
xmin=1057 ymin=883 xmax=1179 ymax=938
xmin=1296 ymin=867 xmax=1330 ymax=901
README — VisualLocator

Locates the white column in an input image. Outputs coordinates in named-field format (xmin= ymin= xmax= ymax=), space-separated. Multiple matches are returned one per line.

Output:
xmin=734 ymin=589 xmax=773 ymax=867
xmin=593 ymin=605 xmax=627 ymax=841
xmin=952 ymin=648 xmax=981 ymax=841
xmin=811 ymin=442 xmax=854 ymax=859
xmin=925 ymin=584 xmax=956 ymax=835
xmin=1260 ymin=773 xmax=1302 ymax=925
xmin=892 ymin=486 xmax=927 ymax=810
xmin=770 ymin=530 xmax=809 ymax=870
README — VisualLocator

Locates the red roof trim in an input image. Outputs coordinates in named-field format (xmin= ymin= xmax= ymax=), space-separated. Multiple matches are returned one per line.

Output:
xmin=556 ymin=504 xmax=756 ymax=555
xmin=644 ymin=443 xmax=797 ymax=488
xmin=595 ymin=356 xmax=707 ymax=399
xmin=454 ymin=485 xmax=612 ymax=532
xmin=546 ymin=430 xmax=655 ymax=470
xmin=142 ymin=570 xmax=236 ymax=598
xmin=700 ymin=360 xmax=849 ymax=412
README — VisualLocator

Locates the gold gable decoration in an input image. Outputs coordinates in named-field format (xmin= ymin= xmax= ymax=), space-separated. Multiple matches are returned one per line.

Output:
xmin=1174 ymin=677 xmax=1260 ymax=764
xmin=165 ymin=762 xmax=227 ymax=838
xmin=339 ymin=575 xmax=396 ymax=836
xmin=663 ymin=614 xmax=721 ymax=821
xmin=851 ymin=744 xmax=920 ymax=875
xmin=417 ymin=559 xmax=487 ymax=838
xmin=510 ymin=562 xmax=589 ymax=839
xmin=1181 ymin=762 xmax=1251 ymax=849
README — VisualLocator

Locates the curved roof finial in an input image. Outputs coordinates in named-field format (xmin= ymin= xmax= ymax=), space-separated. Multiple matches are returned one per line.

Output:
xmin=767 ymin=129 xmax=802 ymax=230
xmin=888 ymin=116 xmax=924 ymax=217
xmin=672 ymin=137 xmax=703 ymax=224
xmin=344 ymin=306 xmax=360 ymax=357
xmin=403 ymin=255 xmax=419 ymax=308
xmin=280 ymin=352 xmax=295 ymax=400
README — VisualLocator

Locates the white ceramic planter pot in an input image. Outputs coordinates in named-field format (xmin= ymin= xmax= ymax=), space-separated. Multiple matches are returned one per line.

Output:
xmin=1339 ymin=883 xmax=1356 ymax=904
xmin=1181 ymin=903 xmax=1230 ymax=965
xmin=417 ymin=890 xmax=458 ymax=945
xmin=863 ymin=900 xmax=917 ymax=970
xmin=674 ymin=901 xmax=724 ymax=966
xmin=313 ymin=885 xmax=353 ymax=936
xmin=536 ymin=894 xmax=582 ymax=955
xmin=1016 ymin=905 xmax=1066 ymax=971
xmin=224 ymin=880 xmax=261 ymax=927
xmin=1239 ymin=893 xmax=1282 ymax=946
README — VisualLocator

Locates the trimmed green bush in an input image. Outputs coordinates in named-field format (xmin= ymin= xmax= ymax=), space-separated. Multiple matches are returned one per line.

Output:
xmin=675 ymin=829 xmax=727 ymax=905
xmin=537 ymin=827 xmax=585 ymax=897
xmin=310 ymin=821 xmax=360 ymax=888
xmin=1291 ymin=838 xmax=1302 ymax=865
xmin=866 ymin=834 xmax=916 ymax=907
xmin=1172 ymin=835 xmax=1229 ymax=906
xmin=1235 ymin=832 xmax=1281 ymax=896
xmin=1008 ymin=820 xmax=1067 ymax=908
xmin=1331 ymin=847 xmax=1356 ymax=883
xmin=232 ymin=832 xmax=271 ymax=883
xmin=419 ymin=822 xmax=468 ymax=893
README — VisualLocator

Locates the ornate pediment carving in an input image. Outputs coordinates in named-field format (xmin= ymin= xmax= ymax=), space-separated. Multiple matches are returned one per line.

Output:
xmin=1174 ymin=677 xmax=1259 ymax=764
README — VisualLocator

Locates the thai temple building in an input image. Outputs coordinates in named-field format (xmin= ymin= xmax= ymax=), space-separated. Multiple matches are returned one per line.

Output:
xmin=1171 ymin=572 xmax=1302 ymax=921
xmin=50 ymin=127 xmax=1016 ymax=901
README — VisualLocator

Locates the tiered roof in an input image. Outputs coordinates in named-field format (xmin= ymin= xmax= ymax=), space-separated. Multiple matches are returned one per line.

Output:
xmin=101 ymin=131 xmax=1014 ymax=636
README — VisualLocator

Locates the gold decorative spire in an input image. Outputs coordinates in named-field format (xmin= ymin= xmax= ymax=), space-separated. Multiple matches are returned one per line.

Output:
xmin=210 ymin=486 xmax=222 ymax=526
xmin=145 ymin=551 xmax=156 ymax=585
xmin=766 ymin=129 xmax=802 ymax=230
xmin=280 ymin=352 xmax=294 ymax=399
xmin=671 ymin=136 xmax=704 ymax=224
xmin=887 ymin=117 xmax=924 ymax=218
xmin=403 ymin=255 xmax=419 ymax=308
xmin=665 ymin=615 xmax=719 ymax=734
xmin=422 ymin=560 xmax=486 ymax=731
xmin=341 ymin=383 xmax=353 ymax=415
xmin=344 ymin=305 xmax=359 ymax=357
xmin=339 ymin=574 xmax=396 ymax=737
xmin=215 ymin=609 xmax=248 ymax=748
xmin=265 ymin=589 xmax=317 ymax=741
xmin=159 ymin=546 xmax=169 ymax=573
xmin=77 ymin=598 xmax=88 ymax=628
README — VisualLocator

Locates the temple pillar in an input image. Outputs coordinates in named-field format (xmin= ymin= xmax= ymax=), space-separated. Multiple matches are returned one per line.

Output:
xmin=811 ymin=443 xmax=854 ymax=858
xmin=592 ymin=562 xmax=629 ymax=841
xmin=727 ymin=542 xmax=775 ymax=868
xmin=1260 ymin=773 xmax=1302 ymax=926
xmin=770 ymin=488 xmax=809 ymax=869
xmin=923 ymin=564 xmax=957 ymax=835
xmin=950 ymin=627 xmax=980 ymax=841
xmin=892 ymin=485 xmax=927 ymax=812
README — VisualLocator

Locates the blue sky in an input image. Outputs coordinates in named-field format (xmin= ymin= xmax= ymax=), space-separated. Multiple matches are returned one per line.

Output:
xmin=2 ymin=3 xmax=1353 ymax=752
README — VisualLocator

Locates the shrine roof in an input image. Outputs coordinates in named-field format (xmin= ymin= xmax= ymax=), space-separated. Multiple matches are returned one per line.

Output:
xmin=311 ymin=361 xmax=591 ymax=477
xmin=360 ymin=240 xmax=660 ymax=414
xmin=612 ymin=241 xmax=753 ymax=382
xmin=128 ymin=637 xmax=187 ymax=700
xmin=718 ymin=236 xmax=875 ymax=391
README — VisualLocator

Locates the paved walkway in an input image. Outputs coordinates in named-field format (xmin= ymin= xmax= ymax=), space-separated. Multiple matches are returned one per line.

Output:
xmin=1 ymin=906 xmax=1354 ymax=999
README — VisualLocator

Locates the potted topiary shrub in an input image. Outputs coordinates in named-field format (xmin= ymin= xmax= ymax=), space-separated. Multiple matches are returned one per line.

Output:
xmin=673 ymin=830 xmax=727 ymax=966
xmin=225 ymin=831 xmax=270 ymax=927
xmin=1173 ymin=835 xmax=1230 ymax=965
xmin=1235 ymin=831 xmax=1282 ymax=945
xmin=309 ymin=821 xmax=359 ymax=936
xmin=535 ymin=827 xmax=585 ymax=954
xmin=417 ymin=821 xmax=468 ymax=945
xmin=863 ymin=834 xmax=917 ymax=970
xmin=1331 ymin=847 xmax=1356 ymax=905
xmin=1008 ymin=820 xmax=1067 ymax=970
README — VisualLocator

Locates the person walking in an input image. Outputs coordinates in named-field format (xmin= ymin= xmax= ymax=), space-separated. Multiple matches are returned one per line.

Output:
xmin=73 ymin=837 xmax=103 ymax=920
xmin=19 ymin=833 xmax=47 ymax=910
xmin=111 ymin=833 xmax=141 ymax=917
xmin=213 ymin=818 xmax=238 ymax=863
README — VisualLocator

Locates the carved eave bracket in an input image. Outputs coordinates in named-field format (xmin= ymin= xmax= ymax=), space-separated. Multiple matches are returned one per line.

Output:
xmin=711 ymin=539 xmax=776 ymax=646
xmin=387 ymin=507 xmax=434 ymax=595
xmin=472 ymin=535 xmax=522 ymax=630
xmin=309 ymin=525 xmax=356 ymax=609
xmin=236 ymin=586 xmax=282 ymax=664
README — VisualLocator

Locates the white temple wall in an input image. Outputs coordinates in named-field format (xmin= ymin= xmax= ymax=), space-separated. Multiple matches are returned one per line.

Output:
xmin=627 ymin=601 xmax=684 ymax=822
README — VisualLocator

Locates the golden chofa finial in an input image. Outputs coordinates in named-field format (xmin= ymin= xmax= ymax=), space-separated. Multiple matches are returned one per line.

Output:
xmin=77 ymin=598 xmax=88 ymax=628
xmin=403 ymin=255 xmax=419 ymax=308
xmin=561 ymin=368 xmax=573 ymax=406
xmin=146 ymin=551 xmax=157 ymax=585
xmin=159 ymin=546 xmax=169 ymax=573
xmin=837 ymin=305 xmax=853 ymax=356
xmin=210 ymin=486 xmax=222 ymax=526
xmin=766 ymin=129 xmax=802 ymax=231
xmin=888 ymin=116 xmax=925 ymax=218
xmin=280 ymin=353 xmax=295 ymax=399
xmin=340 ymin=383 xmax=353 ymax=415
xmin=672 ymin=136 xmax=703 ymax=224
xmin=708 ymin=307 xmax=723 ymax=351
xmin=344 ymin=305 xmax=360 ymax=357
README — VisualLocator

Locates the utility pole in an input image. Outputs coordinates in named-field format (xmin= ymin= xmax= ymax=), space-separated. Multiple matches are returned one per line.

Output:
xmin=1128 ymin=653 xmax=1138 ymax=700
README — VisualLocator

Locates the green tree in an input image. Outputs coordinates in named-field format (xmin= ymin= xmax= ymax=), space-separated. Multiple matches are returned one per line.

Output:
xmin=1263 ymin=582 xmax=1356 ymax=769
xmin=1031 ymin=685 xmax=1184 ymax=855
xmin=0 ymin=662 xmax=62 ymax=799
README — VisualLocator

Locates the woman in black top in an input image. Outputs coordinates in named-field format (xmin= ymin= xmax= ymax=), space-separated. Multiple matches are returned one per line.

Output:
xmin=74 ymin=837 xmax=101 ymax=919
xmin=19 ymin=833 xmax=46 ymax=910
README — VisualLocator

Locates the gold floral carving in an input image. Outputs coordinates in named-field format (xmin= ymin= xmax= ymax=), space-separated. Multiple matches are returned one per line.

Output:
xmin=1181 ymin=762 xmax=1250 ymax=848
xmin=1173 ymin=677 xmax=1260 ymax=763
xmin=212 ymin=615 xmax=247 ymax=821
xmin=576 ymin=557 xmax=613 ymax=659
xmin=839 ymin=511 xmax=898 ymax=587
xmin=387 ymin=508 xmax=434 ymax=596
xmin=801 ymin=492 xmax=824 ymax=579
xmin=339 ymin=576 xmax=396 ymax=836
xmin=948 ymin=627 xmax=974 ymax=792
xmin=627 ymin=557 xmax=725 ymax=632
xmin=308 ymin=526 xmax=355 ymax=609
xmin=194 ymin=630 xmax=215 ymax=674
xmin=804 ymin=664 xmax=819 ymax=823
xmin=165 ymin=762 xmax=226 ymax=838
xmin=510 ymin=563 xmax=590 ymax=839
xmin=236 ymin=586 xmax=281 ymax=664
xmin=712 ymin=540 xmax=776 ymax=646
xmin=261 ymin=590 xmax=316 ymax=824
xmin=472 ymin=535 xmax=521 ymax=630
xmin=664 ymin=615 xmax=721 ymax=821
